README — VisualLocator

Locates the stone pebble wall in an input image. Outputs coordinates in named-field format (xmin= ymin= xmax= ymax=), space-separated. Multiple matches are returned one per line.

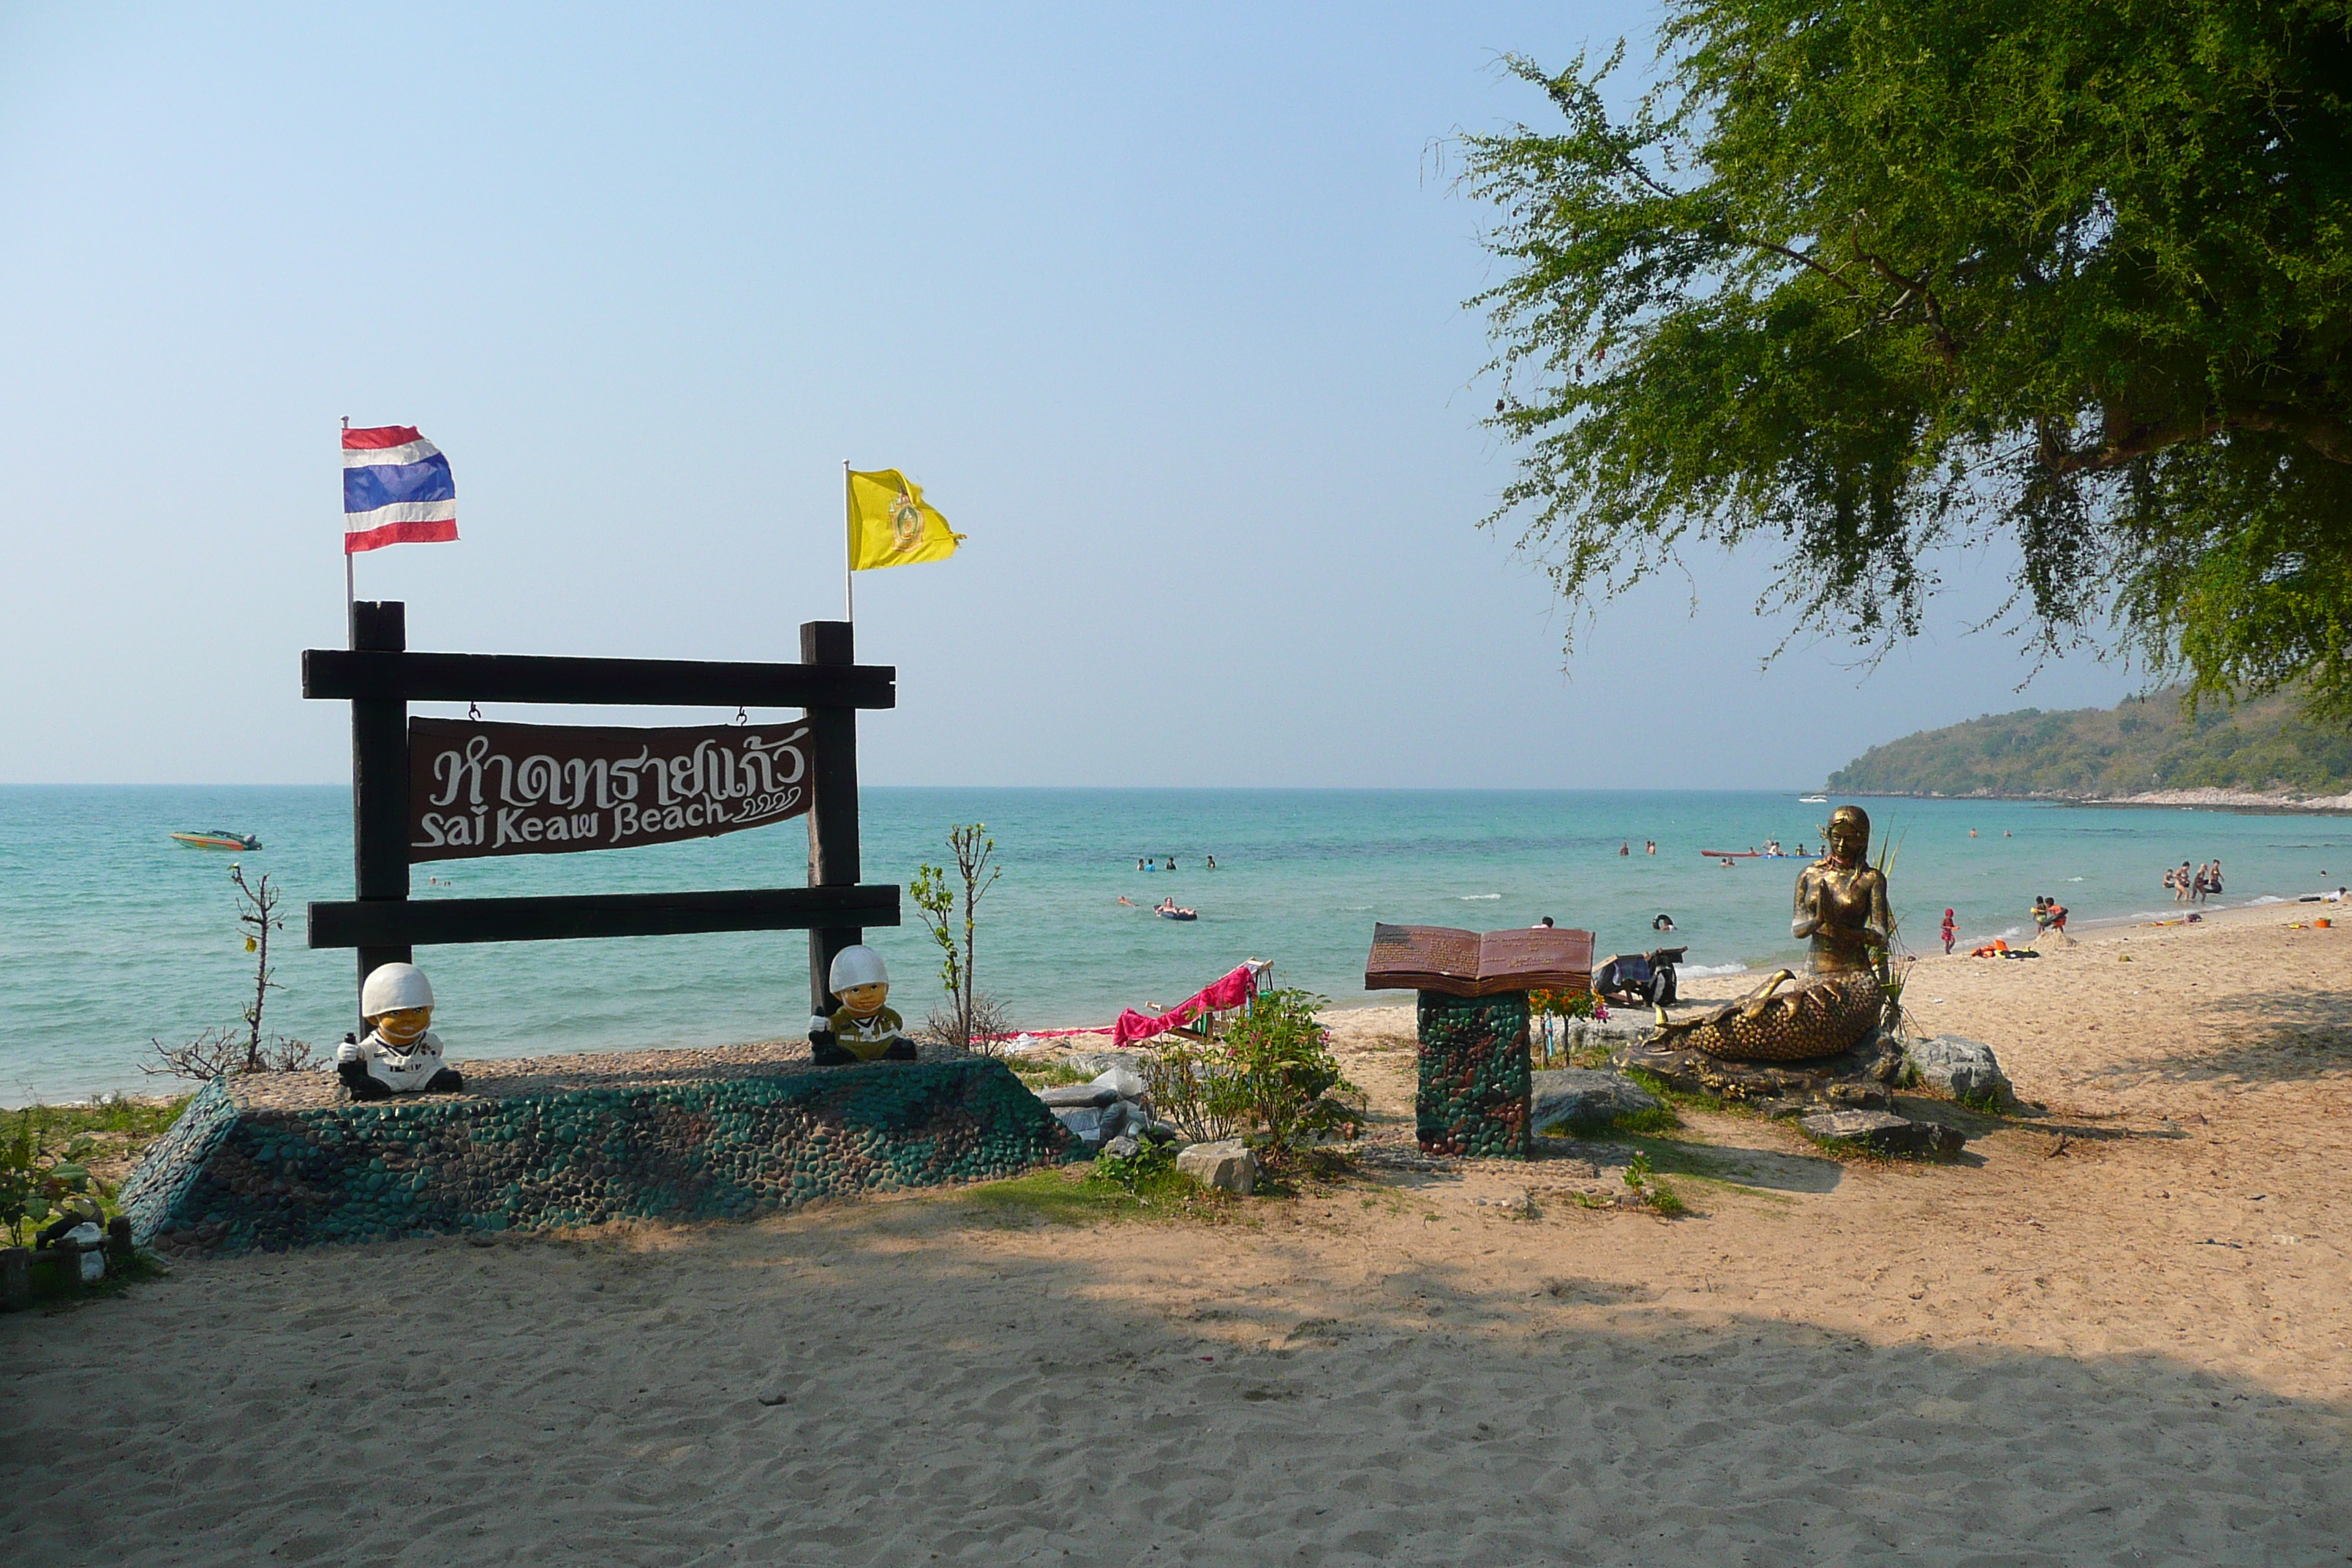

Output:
xmin=117 ymin=1077 xmax=239 ymax=1245
xmin=1415 ymin=992 xmax=1532 ymax=1159
xmin=124 ymin=1059 xmax=1071 ymax=1256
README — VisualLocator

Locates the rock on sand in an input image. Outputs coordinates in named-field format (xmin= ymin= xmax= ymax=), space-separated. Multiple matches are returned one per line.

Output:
xmin=1529 ymin=1068 xmax=1663 ymax=1135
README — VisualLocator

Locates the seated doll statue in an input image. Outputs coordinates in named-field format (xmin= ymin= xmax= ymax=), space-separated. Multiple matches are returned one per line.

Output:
xmin=808 ymin=945 xmax=917 ymax=1066
xmin=336 ymin=962 xmax=465 ymax=1100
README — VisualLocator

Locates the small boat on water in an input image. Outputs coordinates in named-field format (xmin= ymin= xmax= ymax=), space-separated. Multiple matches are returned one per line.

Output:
xmin=1798 ymin=794 xmax=1827 ymax=804
xmin=1699 ymin=849 xmax=1760 ymax=859
xmin=172 ymin=829 xmax=261 ymax=851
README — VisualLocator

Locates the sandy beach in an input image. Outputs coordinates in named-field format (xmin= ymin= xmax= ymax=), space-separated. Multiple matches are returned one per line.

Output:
xmin=6 ymin=906 xmax=2348 ymax=1567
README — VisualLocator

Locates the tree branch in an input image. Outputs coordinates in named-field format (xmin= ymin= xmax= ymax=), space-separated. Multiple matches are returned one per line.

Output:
xmin=1861 ymin=252 xmax=1959 ymax=363
xmin=2043 ymin=402 xmax=2352 ymax=475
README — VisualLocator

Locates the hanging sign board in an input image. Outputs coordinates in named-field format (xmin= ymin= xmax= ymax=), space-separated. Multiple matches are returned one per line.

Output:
xmin=406 ymin=717 xmax=811 ymax=862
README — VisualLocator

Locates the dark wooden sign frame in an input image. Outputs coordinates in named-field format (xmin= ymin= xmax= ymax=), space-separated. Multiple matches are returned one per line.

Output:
xmin=304 ymin=600 xmax=900 ymax=1028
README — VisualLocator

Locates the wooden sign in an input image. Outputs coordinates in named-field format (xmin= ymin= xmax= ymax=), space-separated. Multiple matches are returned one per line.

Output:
xmin=407 ymin=717 xmax=811 ymax=862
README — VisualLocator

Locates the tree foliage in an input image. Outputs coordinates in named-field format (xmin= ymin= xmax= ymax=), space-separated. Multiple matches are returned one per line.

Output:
xmin=909 ymin=823 xmax=1005 ymax=1052
xmin=1462 ymin=0 xmax=2352 ymax=710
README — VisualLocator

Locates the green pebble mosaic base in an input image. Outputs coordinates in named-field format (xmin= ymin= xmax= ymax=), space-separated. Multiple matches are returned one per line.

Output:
xmin=1414 ymin=991 xmax=1532 ymax=1160
xmin=120 ymin=1059 xmax=1071 ymax=1256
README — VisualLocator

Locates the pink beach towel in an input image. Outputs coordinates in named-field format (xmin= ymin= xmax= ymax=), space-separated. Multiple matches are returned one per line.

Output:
xmin=1112 ymin=962 xmax=1266 ymax=1049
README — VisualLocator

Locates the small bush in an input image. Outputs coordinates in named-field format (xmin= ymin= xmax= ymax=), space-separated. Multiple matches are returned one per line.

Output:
xmin=1 ymin=1107 xmax=108 ymax=1246
xmin=1142 ymin=991 xmax=1364 ymax=1166
xmin=927 ymin=992 xmax=1018 ymax=1057
xmin=1146 ymin=1033 xmax=1245 ymax=1143
xmin=1643 ymin=1181 xmax=1689 ymax=1217
xmin=1086 ymin=1139 xmax=1180 ymax=1194
xmin=1613 ymin=1147 xmax=1688 ymax=1215
xmin=145 ymin=865 xmax=314 ymax=1082
xmin=1221 ymin=990 xmax=1364 ymax=1166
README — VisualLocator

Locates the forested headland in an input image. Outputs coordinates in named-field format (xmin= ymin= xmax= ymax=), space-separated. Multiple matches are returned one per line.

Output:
xmin=1827 ymin=693 xmax=2352 ymax=803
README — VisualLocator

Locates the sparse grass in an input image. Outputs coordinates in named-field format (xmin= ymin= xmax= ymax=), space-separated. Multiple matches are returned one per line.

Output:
xmin=1565 ymin=1127 xmax=1795 ymax=1205
xmin=1618 ymin=1067 xmax=1715 ymax=1112
xmin=1007 ymin=1060 xmax=1095 ymax=1089
xmin=1795 ymin=1133 xmax=1898 ymax=1166
xmin=957 ymin=1164 xmax=1240 ymax=1227
xmin=1953 ymin=1084 xmax=2012 ymax=1115
xmin=1559 ymin=1104 xmax=1682 ymax=1139
xmin=25 ymin=1100 xmax=188 ymax=1133
xmin=1641 ymin=1180 xmax=1689 ymax=1217
xmin=11 ymin=1095 xmax=188 ymax=1144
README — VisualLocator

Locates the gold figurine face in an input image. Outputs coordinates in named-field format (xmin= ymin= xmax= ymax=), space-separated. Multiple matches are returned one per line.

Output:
xmin=1825 ymin=805 xmax=1870 ymax=867
xmin=837 ymin=981 xmax=889 ymax=1019
xmin=371 ymin=1006 xmax=432 ymax=1046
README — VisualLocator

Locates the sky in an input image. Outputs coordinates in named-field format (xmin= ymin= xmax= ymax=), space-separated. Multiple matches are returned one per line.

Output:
xmin=0 ymin=2 xmax=2141 ymax=788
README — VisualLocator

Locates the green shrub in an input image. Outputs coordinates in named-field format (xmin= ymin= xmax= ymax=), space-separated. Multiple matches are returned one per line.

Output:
xmin=1086 ymin=1138 xmax=1179 ymax=1194
xmin=1145 ymin=1033 xmax=1246 ymax=1143
xmin=1 ymin=1107 xmax=107 ymax=1245
xmin=1220 ymin=990 xmax=1364 ymax=1166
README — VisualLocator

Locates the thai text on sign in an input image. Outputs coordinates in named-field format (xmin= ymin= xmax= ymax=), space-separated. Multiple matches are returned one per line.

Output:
xmin=406 ymin=718 xmax=810 ymax=862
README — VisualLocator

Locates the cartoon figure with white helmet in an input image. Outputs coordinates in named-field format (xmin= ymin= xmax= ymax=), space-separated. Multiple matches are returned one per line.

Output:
xmin=336 ymin=962 xmax=465 ymax=1100
xmin=809 ymin=944 xmax=916 ymax=1066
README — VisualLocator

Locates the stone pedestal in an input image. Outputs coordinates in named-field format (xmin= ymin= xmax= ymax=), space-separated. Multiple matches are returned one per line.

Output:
xmin=1414 ymin=991 xmax=1531 ymax=1159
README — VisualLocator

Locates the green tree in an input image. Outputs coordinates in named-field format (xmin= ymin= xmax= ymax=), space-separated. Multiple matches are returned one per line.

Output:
xmin=908 ymin=823 xmax=1004 ymax=1052
xmin=1460 ymin=0 xmax=2352 ymax=711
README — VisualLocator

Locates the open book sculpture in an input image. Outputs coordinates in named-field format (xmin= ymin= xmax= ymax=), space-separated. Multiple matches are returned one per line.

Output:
xmin=1363 ymin=924 xmax=1593 ymax=997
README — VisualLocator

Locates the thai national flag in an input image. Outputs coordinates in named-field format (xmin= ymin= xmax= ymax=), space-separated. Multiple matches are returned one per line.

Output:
xmin=343 ymin=425 xmax=458 ymax=554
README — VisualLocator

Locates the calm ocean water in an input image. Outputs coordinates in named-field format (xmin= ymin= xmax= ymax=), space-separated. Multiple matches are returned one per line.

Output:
xmin=3 ymin=785 xmax=2341 ymax=1102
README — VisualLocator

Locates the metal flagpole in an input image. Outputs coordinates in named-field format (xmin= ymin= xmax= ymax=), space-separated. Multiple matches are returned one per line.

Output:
xmin=342 ymin=417 xmax=355 ymax=644
xmin=841 ymin=459 xmax=854 ymax=623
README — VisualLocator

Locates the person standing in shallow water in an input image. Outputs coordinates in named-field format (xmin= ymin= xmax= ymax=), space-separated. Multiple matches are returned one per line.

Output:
xmin=1792 ymin=805 xmax=1892 ymax=976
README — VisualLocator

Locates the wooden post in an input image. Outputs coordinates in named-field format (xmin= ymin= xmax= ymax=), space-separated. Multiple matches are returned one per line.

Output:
xmin=801 ymin=621 xmax=861 ymax=1023
xmin=108 ymin=1215 xmax=134 ymax=1266
xmin=0 ymin=1247 xmax=27 ymax=1306
xmin=350 ymin=600 xmax=412 ymax=1027
xmin=50 ymin=1238 xmax=83 ymax=1293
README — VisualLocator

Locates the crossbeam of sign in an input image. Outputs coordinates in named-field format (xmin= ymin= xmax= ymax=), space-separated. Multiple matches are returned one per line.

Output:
xmin=407 ymin=718 xmax=810 ymax=862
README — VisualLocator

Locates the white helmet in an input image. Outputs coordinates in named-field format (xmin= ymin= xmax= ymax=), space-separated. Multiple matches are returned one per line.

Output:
xmin=829 ymin=945 xmax=889 ymax=992
xmin=361 ymin=962 xmax=434 ymax=1017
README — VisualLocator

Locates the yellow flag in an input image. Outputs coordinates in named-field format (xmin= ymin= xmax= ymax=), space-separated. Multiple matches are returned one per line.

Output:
xmin=846 ymin=468 xmax=964 ymax=571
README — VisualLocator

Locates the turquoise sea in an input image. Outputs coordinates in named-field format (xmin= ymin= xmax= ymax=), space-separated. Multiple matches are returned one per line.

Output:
xmin=4 ymin=785 xmax=2342 ymax=1102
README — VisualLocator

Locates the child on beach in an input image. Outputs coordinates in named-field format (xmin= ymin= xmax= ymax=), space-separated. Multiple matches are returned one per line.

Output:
xmin=1941 ymin=908 xmax=1956 ymax=954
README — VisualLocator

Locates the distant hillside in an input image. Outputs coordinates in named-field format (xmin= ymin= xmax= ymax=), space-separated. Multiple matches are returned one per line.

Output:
xmin=1826 ymin=690 xmax=2352 ymax=801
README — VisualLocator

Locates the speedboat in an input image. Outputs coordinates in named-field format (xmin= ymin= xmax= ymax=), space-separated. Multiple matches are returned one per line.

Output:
xmin=1798 ymin=795 xmax=1827 ymax=803
xmin=172 ymin=829 xmax=261 ymax=851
